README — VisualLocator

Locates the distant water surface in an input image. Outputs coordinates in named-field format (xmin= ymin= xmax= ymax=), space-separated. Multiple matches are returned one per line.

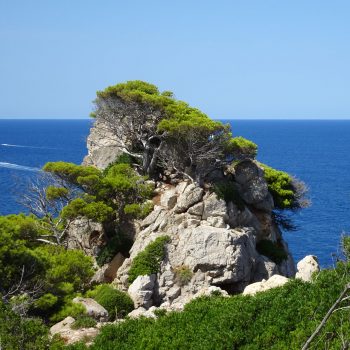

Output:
xmin=0 ymin=119 xmax=349 ymax=267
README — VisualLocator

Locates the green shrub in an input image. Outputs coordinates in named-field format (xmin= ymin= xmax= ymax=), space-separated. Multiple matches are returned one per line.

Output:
xmin=96 ymin=232 xmax=132 ymax=267
xmin=226 ymin=136 xmax=258 ymax=159
xmin=128 ymin=236 xmax=170 ymax=283
xmin=256 ymin=239 xmax=288 ymax=264
xmin=123 ymin=201 xmax=154 ymax=219
xmin=50 ymin=302 xmax=86 ymax=323
xmin=213 ymin=181 xmax=245 ymax=209
xmin=86 ymin=284 xmax=134 ymax=320
xmin=173 ymin=265 xmax=193 ymax=286
xmin=71 ymin=316 xmax=97 ymax=329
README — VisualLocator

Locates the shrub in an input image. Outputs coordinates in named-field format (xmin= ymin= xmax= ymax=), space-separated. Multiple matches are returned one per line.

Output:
xmin=128 ymin=236 xmax=170 ymax=283
xmin=86 ymin=284 xmax=134 ymax=320
xmin=213 ymin=181 xmax=245 ymax=209
xmin=256 ymin=239 xmax=288 ymax=264
xmin=123 ymin=201 xmax=154 ymax=219
xmin=174 ymin=265 xmax=193 ymax=286
xmin=71 ymin=316 xmax=97 ymax=329
xmin=226 ymin=136 xmax=258 ymax=159
xmin=96 ymin=232 xmax=132 ymax=267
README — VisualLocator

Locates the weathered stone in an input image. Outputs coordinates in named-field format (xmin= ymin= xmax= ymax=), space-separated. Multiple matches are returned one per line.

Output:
xmin=72 ymin=297 xmax=108 ymax=322
xmin=50 ymin=316 xmax=75 ymax=336
xmin=160 ymin=188 xmax=177 ymax=209
xmin=128 ymin=274 xmax=156 ymax=309
xmin=206 ymin=216 xmax=226 ymax=228
xmin=187 ymin=201 xmax=204 ymax=216
xmin=167 ymin=286 xmax=181 ymax=302
xmin=202 ymin=193 xmax=228 ymax=220
xmin=128 ymin=307 xmax=157 ymax=319
xmin=234 ymin=160 xmax=264 ymax=185
xmin=175 ymin=184 xmax=204 ymax=213
xmin=141 ymin=207 xmax=164 ymax=228
xmin=67 ymin=218 xmax=106 ymax=257
xmin=243 ymin=275 xmax=289 ymax=296
xmin=295 ymin=255 xmax=320 ymax=282
xmin=83 ymin=120 xmax=123 ymax=169
xmin=253 ymin=255 xmax=279 ymax=282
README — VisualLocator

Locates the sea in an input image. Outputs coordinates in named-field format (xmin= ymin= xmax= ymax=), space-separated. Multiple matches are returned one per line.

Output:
xmin=0 ymin=119 xmax=349 ymax=268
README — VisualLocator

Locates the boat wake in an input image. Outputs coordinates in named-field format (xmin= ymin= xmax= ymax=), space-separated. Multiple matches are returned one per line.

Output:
xmin=0 ymin=162 xmax=40 ymax=172
xmin=1 ymin=143 xmax=57 ymax=150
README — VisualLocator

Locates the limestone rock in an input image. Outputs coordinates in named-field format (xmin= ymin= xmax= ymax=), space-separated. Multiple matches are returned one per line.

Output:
xmin=50 ymin=316 xmax=75 ymax=336
xmin=160 ymin=187 xmax=177 ymax=209
xmin=295 ymin=255 xmax=320 ymax=282
xmin=128 ymin=274 xmax=156 ymax=309
xmin=83 ymin=120 xmax=123 ymax=169
xmin=175 ymin=184 xmax=204 ymax=213
xmin=253 ymin=255 xmax=279 ymax=282
xmin=243 ymin=275 xmax=289 ymax=296
xmin=234 ymin=160 xmax=264 ymax=185
xmin=202 ymin=193 xmax=228 ymax=220
xmin=128 ymin=307 xmax=157 ymax=319
xmin=72 ymin=297 xmax=108 ymax=322
xmin=67 ymin=218 xmax=105 ymax=257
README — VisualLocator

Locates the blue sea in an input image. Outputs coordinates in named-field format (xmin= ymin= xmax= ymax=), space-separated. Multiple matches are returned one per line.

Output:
xmin=0 ymin=119 xmax=349 ymax=268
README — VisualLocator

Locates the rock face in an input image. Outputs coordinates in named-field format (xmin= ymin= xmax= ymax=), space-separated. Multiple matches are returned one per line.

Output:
xmin=72 ymin=297 xmax=108 ymax=322
xmin=115 ymin=175 xmax=296 ymax=311
xmin=242 ymin=274 xmax=289 ymax=296
xmin=67 ymin=218 xmax=106 ymax=257
xmin=295 ymin=255 xmax=320 ymax=282
xmin=83 ymin=120 xmax=123 ymax=169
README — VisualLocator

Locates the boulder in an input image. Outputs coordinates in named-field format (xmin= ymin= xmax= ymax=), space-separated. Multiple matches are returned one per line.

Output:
xmin=72 ymin=297 xmax=108 ymax=322
xmin=243 ymin=275 xmax=289 ymax=296
xmin=252 ymin=255 xmax=279 ymax=282
xmin=160 ymin=188 xmax=177 ymax=209
xmin=127 ymin=307 xmax=157 ymax=319
xmin=128 ymin=274 xmax=156 ymax=309
xmin=295 ymin=255 xmax=320 ymax=282
xmin=175 ymin=184 xmax=204 ymax=213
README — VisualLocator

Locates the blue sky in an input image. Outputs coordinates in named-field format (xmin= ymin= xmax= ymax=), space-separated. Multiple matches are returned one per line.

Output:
xmin=1 ymin=0 xmax=350 ymax=119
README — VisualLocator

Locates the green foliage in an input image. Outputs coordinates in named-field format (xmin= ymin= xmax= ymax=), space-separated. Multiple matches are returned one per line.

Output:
xmin=123 ymin=201 xmax=154 ymax=219
xmin=342 ymin=235 xmax=350 ymax=260
xmin=71 ymin=316 xmax=97 ymax=329
xmin=225 ymin=136 xmax=258 ymax=159
xmin=65 ymin=262 xmax=350 ymax=350
xmin=128 ymin=236 xmax=170 ymax=283
xmin=60 ymin=198 xmax=113 ymax=223
xmin=173 ymin=265 xmax=193 ymax=286
xmin=50 ymin=302 xmax=86 ymax=323
xmin=256 ymin=239 xmax=288 ymax=264
xmin=0 ymin=301 xmax=49 ymax=350
xmin=103 ymin=153 xmax=135 ymax=175
xmin=96 ymin=232 xmax=132 ymax=267
xmin=213 ymin=181 xmax=245 ymax=209
xmin=46 ymin=186 xmax=69 ymax=201
xmin=86 ymin=284 xmax=134 ymax=320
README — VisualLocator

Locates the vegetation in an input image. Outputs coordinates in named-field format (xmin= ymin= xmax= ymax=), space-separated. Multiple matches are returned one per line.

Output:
xmin=92 ymin=80 xmax=258 ymax=180
xmin=173 ymin=265 xmax=193 ymax=286
xmin=128 ymin=236 xmax=170 ymax=283
xmin=86 ymin=284 xmax=134 ymax=320
xmin=256 ymin=239 xmax=288 ymax=264
xmin=54 ymin=261 xmax=350 ymax=350
xmin=71 ymin=316 xmax=97 ymax=329
xmin=213 ymin=181 xmax=245 ymax=209
xmin=260 ymin=162 xmax=308 ymax=210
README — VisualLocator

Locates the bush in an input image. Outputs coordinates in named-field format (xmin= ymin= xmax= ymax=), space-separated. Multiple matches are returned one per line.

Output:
xmin=174 ymin=265 xmax=193 ymax=286
xmin=96 ymin=232 xmax=133 ymax=267
xmin=123 ymin=201 xmax=154 ymax=219
xmin=128 ymin=236 xmax=170 ymax=283
xmin=86 ymin=284 xmax=134 ymax=320
xmin=213 ymin=181 xmax=245 ymax=209
xmin=256 ymin=239 xmax=288 ymax=264
xmin=226 ymin=136 xmax=258 ymax=159
xmin=71 ymin=316 xmax=97 ymax=329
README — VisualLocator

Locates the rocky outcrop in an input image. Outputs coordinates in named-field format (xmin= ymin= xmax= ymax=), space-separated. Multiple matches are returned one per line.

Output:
xmin=72 ymin=297 xmax=108 ymax=322
xmin=50 ymin=316 xmax=100 ymax=346
xmin=83 ymin=120 xmax=123 ymax=169
xmin=295 ymin=255 xmax=320 ymax=282
xmin=67 ymin=218 xmax=106 ymax=257
xmin=242 ymin=275 xmax=289 ymax=296
xmin=115 ymin=176 xmax=296 ymax=311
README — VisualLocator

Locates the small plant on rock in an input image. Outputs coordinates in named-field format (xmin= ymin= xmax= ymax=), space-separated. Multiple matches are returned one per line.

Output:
xmin=174 ymin=265 xmax=193 ymax=286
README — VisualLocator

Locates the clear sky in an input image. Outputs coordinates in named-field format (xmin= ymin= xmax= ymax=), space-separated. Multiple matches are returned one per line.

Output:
xmin=1 ymin=0 xmax=350 ymax=119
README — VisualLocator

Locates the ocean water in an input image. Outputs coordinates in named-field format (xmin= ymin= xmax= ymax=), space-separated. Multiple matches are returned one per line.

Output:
xmin=0 ymin=119 xmax=349 ymax=267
